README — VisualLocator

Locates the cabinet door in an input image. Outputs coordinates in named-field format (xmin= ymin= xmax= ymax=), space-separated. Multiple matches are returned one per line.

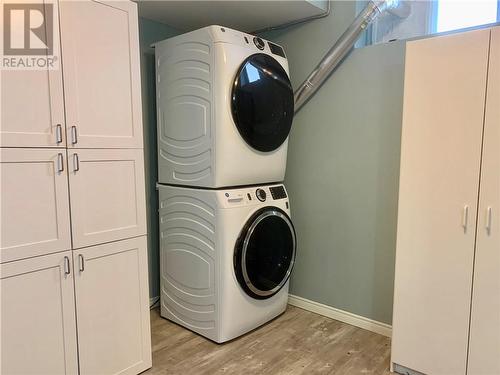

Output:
xmin=0 ymin=148 xmax=72 ymax=263
xmin=0 ymin=251 xmax=78 ymax=375
xmin=67 ymin=149 xmax=146 ymax=248
xmin=59 ymin=0 xmax=143 ymax=148
xmin=74 ymin=236 xmax=151 ymax=375
xmin=0 ymin=2 xmax=65 ymax=147
xmin=1 ymin=59 xmax=65 ymax=147
xmin=468 ymin=27 xmax=500 ymax=375
xmin=391 ymin=29 xmax=490 ymax=375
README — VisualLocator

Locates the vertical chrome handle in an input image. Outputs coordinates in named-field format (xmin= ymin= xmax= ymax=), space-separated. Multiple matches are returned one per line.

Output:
xmin=73 ymin=153 xmax=80 ymax=172
xmin=71 ymin=126 xmax=78 ymax=145
xmin=56 ymin=124 xmax=63 ymax=144
xmin=78 ymin=254 xmax=85 ymax=272
xmin=486 ymin=207 xmax=492 ymax=235
xmin=57 ymin=153 xmax=64 ymax=173
xmin=64 ymin=256 xmax=71 ymax=275
xmin=462 ymin=205 xmax=469 ymax=231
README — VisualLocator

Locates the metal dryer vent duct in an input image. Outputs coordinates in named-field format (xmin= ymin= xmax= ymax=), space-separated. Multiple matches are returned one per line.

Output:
xmin=293 ymin=0 xmax=410 ymax=113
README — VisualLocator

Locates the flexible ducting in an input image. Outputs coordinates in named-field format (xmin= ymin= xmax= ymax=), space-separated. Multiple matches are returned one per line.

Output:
xmin=293 ymin=0 xmax=410 ymax=113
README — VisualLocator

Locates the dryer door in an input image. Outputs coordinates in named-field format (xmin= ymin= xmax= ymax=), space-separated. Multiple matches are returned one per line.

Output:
xmin=234 ymin=207 xmax=296 ymax=300
xmin=231 ymin=54 xmax=294 ymax=152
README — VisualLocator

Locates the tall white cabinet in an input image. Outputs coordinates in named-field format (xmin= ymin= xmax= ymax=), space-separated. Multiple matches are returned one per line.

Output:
xmin=391 ymin=27 xmax=500 ymax=375
xmin=467 ymin=26 xmax=500 ymax=375
xmin=0 ymin=1 xmax=151 ymax=375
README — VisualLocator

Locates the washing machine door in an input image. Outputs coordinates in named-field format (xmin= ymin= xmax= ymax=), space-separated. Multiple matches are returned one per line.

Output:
xmin=234 ymin=207 xmax=296 ymax=299
xmin=231 ymin=54 xmax=294 ymax=152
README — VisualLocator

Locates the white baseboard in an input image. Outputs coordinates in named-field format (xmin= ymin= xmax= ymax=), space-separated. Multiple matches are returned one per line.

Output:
xmin=287 ymin=294 xmax=392 ymax=337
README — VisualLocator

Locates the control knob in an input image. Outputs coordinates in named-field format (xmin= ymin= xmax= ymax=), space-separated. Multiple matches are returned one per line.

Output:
xmin=253 ymin=37 xmax=265 ymax=50
xmin=256 ymin=188 xmax=267 ymax=202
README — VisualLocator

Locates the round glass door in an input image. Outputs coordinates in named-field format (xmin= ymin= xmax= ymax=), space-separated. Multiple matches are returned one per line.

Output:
xmin=231 ymin=54 xmax=294 ymax=152
xmin=234 ymin=207 xmax=296 ymax=299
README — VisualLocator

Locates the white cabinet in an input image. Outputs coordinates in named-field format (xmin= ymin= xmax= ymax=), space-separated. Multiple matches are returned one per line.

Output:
xmin=60 ymin=0 xmax=143 ymax=149
xmin=0 ymin=251 xmax=79 ymax=375
xmin=0 ymin=148 xmax=72 ymax=263
xmin=392 ymin=27 xmax=499 ymax=375
xmin=468 ymin=26 xmax=500 ymax=375
xmin=73 ymin=237 xmax=151 ymax=375
xmin=1 ymin=1 xmax=150 ymax=374
xmin=67 ymin=149 xmax=146 ymax=249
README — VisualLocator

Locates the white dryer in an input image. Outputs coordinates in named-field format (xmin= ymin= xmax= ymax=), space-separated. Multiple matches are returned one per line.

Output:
xmin=158 ymin=183 xmax=296 ymax=343
xmin=155 ymin=26 xmax=294 ymax=188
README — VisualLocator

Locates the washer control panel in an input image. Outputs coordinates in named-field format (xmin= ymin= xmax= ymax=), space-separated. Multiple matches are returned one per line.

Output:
xmin=218 ymin=184 xmax=288 ymax=208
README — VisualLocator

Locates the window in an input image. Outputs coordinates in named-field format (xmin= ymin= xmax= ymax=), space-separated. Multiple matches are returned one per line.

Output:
xmin=361 ymin=0 xmax=500 ymax=47
xmin=434 ymin=0 xmax=499 ymax=33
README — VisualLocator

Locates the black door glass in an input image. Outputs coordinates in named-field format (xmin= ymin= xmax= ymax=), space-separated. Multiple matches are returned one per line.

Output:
xmin=231 ymin=54 xmax=294 ymax=152
xmin=234 ymin=208 xmax=296 ymax=299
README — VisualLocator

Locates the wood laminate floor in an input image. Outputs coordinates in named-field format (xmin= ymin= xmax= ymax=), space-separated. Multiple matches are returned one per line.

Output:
xmin=145 ymin=305 xmax=392 ymax=375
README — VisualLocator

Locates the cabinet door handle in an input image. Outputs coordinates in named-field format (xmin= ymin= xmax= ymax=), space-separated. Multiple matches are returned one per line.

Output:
xmin=71 ymin=126 xmax=78 ymax=144
xmin=56 ymin=124 xmax=63 ymax=144
xmin=73 ymin=153 xmax=80 ymax=172
xmin=64 ymin=256 xmax=71 ymax=275
xmin=462 ymin=205 xmax=469 ymax=231
xmin=78 ymin=254 xmax=85 ymax=272
xmin=486 ymin=206 xmax=492 ymax=235
xmin=57 ymin=153 xmax=64 ymax=173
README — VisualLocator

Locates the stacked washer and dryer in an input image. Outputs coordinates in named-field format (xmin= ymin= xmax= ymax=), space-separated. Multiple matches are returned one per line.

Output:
xmin=155 ymin=26 xmax=296 ymax=343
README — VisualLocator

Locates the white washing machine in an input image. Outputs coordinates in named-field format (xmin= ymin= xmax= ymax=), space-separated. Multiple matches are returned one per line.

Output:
xmin=158 ymin=183 xmax=296 ymax=343
xmin=154 ymin=26 xmax=294 ymax=188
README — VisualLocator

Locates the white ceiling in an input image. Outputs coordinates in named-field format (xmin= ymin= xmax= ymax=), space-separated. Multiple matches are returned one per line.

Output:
xmin=135 ymin=0 xmax=328 ymax=33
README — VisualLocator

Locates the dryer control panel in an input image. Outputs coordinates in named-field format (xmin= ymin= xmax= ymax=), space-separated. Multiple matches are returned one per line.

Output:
xmin=210 ymin=26 xmax=287 ymax=59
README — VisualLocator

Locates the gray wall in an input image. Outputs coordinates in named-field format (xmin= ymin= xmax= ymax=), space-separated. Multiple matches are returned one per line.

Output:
xmin=138 ymin=18 xmax=180 ymax=300
xmin=262 ymin=1 xmax=405 ymax=324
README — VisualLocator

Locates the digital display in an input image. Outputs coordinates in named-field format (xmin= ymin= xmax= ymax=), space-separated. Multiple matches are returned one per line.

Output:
xmin=270 ymin=186 xmax=287 ymax=200
xmin=268 ymin=42 xmax=285 ymax=58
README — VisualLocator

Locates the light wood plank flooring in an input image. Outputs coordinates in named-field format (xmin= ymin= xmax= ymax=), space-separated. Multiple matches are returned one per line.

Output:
xmin=145 ymin=305 xmax=391 ymax=374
